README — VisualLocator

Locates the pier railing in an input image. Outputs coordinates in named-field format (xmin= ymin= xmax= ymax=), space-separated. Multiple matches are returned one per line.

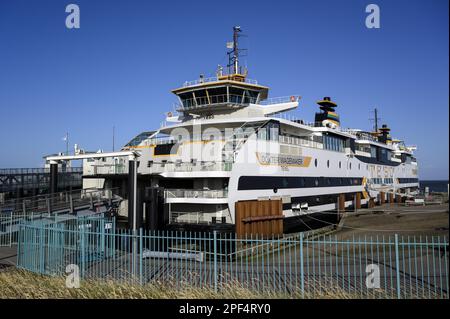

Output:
xmin=0 ymin=188 xmax=120 ymax=216
xmin=15 ymin=222 xmax=449 ymax=299
xmin=0 ymin=167 xmax=83 ymax=175
xmin=0 ymin=167 xmax=83 ymax=193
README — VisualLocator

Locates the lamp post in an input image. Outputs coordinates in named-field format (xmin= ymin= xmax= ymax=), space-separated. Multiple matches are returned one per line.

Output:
xmin=128 ymin=154 xmax=139 ymax=281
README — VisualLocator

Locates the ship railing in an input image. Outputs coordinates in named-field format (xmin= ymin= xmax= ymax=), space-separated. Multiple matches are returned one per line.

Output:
xmin=341 ymin=128 xmax=365 ymax=135
xmin=259 ymin=95 xmax=300 ymax=105
xmin=144 ymin=137 xmax=177 ymax=146
xmin=270 ymin=114 xmax=376 ymax=139
xmin=353 ymin=132 xmax=378 ymax=142
xmin=144 ymin=134 xmax=221 ymax=146
xmin=91 ymin=164 xmax=128 ymax=175
xmin=86 ymin=161 xmax=233 ymax=176
xmin=149 ymin=161 xmax=232 ymax=173
xmin=278 ymin=135 xmax=323 ymax=149
xmin=178 ymin=94 xmax=258 ymax=110
xmin=334 ymin=129 xmax=379 ymax=142
xmin=269 ymin=113 xmax=321 ymax=127
xmin=182 ymin=77 xmax=258 ymax=87
xmin=165 ymin=189 xmax=228 ymax=199
xmin=168 ymin=211 xmax=210 ymax=224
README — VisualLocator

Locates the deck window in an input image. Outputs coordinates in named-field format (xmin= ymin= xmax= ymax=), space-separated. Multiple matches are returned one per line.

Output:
xmin=323 ymin=134 xmax=344 ymax=152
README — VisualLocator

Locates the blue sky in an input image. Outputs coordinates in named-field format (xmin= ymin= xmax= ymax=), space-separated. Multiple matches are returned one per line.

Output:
xmin=0 ymin=0 xmax=448 ymax=179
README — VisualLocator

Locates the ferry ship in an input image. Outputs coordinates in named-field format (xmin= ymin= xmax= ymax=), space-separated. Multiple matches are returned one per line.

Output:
xmin=80 ymin=27 xmax=419 ymax=234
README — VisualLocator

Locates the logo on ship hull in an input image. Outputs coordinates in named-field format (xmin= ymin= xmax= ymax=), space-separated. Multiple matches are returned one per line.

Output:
xmin=256 ymin=152 xmax=312 ymax=167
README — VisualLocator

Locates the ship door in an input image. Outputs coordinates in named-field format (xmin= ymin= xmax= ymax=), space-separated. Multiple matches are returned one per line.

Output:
xmin=235 ymin=199 xmax=283 ymax=238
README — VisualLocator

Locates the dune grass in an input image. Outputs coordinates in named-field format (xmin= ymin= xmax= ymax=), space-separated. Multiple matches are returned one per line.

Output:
xmin=0 ymin=268 xmax=360 ymax=299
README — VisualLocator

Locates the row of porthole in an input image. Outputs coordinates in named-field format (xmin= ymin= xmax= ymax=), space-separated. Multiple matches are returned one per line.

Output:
xmin=314 ymin=159 xmax=362 ymax=170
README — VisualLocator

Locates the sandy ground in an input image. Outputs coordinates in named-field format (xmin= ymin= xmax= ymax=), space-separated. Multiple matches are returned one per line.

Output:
xmin=335 ymin=203 xmax=449 ymax=239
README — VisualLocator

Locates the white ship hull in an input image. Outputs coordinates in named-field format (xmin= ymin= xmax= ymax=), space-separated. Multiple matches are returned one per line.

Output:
xmin=79 ymin=27 xmax=420 ymax=234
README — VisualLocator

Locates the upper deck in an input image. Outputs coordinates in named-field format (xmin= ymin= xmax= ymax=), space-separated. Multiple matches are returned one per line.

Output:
xmin=174 ymin=76 xmax=264 ymax=91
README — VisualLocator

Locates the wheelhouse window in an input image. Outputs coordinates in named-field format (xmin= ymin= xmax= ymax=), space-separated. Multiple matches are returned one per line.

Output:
xmin=125 ymin=131 xmax=155 ymax=147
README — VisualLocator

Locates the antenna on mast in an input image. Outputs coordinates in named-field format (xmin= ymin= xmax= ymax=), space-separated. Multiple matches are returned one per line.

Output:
xmin=227 ymin=26 xmax=245 ymax=75
xmin=369 ymin=108 xmax=381 ymax=132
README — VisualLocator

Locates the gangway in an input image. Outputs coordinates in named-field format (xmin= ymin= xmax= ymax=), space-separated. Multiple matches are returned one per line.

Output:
xmin=0 ymin=187 xmax=122 ymax=216
xmin=0 ymin=188 xmax=122 ymax=246
xmin=45 ymin=150 xmax=141 ymax=231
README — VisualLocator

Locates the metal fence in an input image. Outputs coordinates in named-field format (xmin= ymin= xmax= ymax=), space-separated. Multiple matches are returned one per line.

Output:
xmin=0 ymin=213 xmax=25 ymax=247
xmin=15 ymin=222 xmax=448 ymax=299
xmin=0 ymin=212 xmax=114 ymax=247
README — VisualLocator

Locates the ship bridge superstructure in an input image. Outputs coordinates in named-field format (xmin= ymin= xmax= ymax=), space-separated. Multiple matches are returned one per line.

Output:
xmin=173 ymin=75 xmax=269 ymax=115
xmin=168 ymin=26 xmax=299 ymax=122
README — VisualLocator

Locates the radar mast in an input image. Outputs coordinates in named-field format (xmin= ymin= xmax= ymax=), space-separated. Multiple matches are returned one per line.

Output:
xmin=226 ymin=26 xmax=247 ymax=78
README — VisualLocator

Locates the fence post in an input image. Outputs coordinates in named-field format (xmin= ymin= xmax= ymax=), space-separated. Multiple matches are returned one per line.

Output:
xmin=394 ymin=234 xmax=401 ymax=299
xmin=100 ymin=218 xmax=105 ymax=256
xmin=17 ymin=224 xmax=22 ymax=267
xmin=139 ymin=228 xmax=143 ymax=285
xmin=112 ymin=217 xmax=116 ymax=256
xmin=132 ymin=229 xmax=138 ymax=283
xmin=300 ymin=233 xmax=304 ymax=296
xmin=9 ymin=212 xmax=13 ymax=247
xmin=39 ymin=226 xmax=45 ymax=274
xmin=80 ymin=224 xmax=85 ymax=278
xmin=213 ymin=230 xmax=218 ymax=293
